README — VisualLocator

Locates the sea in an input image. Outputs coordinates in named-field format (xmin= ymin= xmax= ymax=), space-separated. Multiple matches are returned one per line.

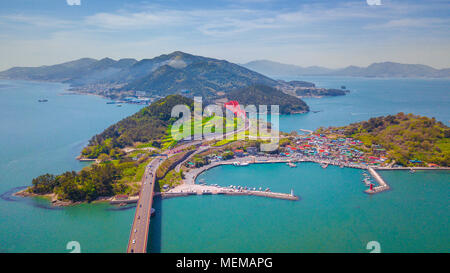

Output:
xmin=0 ymin=77 xmax=448 ymax=253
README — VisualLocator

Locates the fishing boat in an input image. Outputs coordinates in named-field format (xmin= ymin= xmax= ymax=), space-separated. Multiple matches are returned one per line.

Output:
xmin=233 ymin=162 xmax=249 ymax=166
xmin=38 ymin=99 xmax=48 ymax=102
xmin=321 ymin=163 xmax=328 ymax=169
xmin=151 ymin=208 xmax=156 ymax=216
xmin=409 ymin=168 xmax=415 ymax=173
xmin=287 ymin=162 xmax=297 ymax=168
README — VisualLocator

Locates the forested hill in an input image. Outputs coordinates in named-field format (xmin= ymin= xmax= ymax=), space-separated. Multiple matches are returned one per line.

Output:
xmin=226 ymin=84 xmax=309 ymax=114
xmin=81 ymin=95 xmax=193 ymax=158
xmin=321 ymin=113 xmax=449 ymax=166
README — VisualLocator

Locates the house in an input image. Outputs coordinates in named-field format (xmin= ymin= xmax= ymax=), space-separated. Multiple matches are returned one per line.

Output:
xmin=247 ymin=147 xmax=257 ymax=155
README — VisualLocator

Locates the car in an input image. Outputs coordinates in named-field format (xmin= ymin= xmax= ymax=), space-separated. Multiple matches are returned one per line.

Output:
xmin=134 ymin=229 xmax=137 ymax=233
xmin=132 ymin=240 xmax=135 ymax=244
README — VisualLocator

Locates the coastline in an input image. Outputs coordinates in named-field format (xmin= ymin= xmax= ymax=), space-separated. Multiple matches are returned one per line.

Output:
xmin=13 ymin=187 xmax=114 ymax=207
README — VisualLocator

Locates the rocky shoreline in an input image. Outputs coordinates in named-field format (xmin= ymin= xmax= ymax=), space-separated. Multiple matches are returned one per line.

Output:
xmin=13 ymin=188 xmax=113 ymax=207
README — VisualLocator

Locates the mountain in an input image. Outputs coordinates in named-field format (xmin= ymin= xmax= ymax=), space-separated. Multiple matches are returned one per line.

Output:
xmin=118 ymin=52 xmax=278 ymax=100
xmin=242 ymin=60 xmax=450 ymax=78
xmin=0 ymin=51 xmax=278 ymax=100
xmin=225 ymin=84 xmax=309 ymax=114
xmin=0 ymin=51 xmax=349 ymax=101
xmin=334 ymin=62 xmax=450 ymax=78
xmin=0 ymin=57 xmax=139 ymax=85
xmin=242 ymin=60 xmax=333 ymax=78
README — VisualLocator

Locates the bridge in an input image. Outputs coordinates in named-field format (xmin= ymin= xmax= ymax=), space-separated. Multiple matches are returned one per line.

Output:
xmin=126 ymin=156 xmax=164 ymax=253
xmin=126 ymin=118 xmax=250 ymax=253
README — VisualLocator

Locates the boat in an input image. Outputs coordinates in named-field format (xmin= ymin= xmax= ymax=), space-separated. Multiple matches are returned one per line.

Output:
xmin=287 ymin=162 xmax=297 ymax=168
xmin=38 ymin=99 xmax=48 ymax=102
xmin=321 ymin=163 xmax=328 ymax=169
xmin=151 ymin=208 xmax=156 ymax=216
xmin=233 ymin=162 xmax=249 ymax=166
xmin=117 ymin=104 xmax=122 ymax=107
xmin=409 ymin=168 xmax=415 ymax=173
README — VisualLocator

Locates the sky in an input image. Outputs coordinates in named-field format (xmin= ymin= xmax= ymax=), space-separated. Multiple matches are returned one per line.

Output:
xmin=0 ymin=0 xmax=449 ymax=70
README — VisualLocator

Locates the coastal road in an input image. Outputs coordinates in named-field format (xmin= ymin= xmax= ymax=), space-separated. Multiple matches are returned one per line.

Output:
xmin=126 ymin=156 xmax=164 ymax=253
xmin=126 ymin=115 xmax=251 ymax=253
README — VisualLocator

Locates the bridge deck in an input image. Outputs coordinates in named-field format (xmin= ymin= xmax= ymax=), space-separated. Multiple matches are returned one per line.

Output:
xmin=126 ymin=157 xmax=161 ymax=253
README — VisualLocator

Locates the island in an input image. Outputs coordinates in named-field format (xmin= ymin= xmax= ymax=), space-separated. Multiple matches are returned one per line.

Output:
xmin=316 ymin=113 xmax=449 ymax=167
xmin=16 ymin=102 xmax=449 ymax=206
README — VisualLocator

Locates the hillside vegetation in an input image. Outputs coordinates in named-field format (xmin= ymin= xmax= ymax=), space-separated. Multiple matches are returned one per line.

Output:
xmin=322 ymin=113 xmax=449 ymax=166
xmin=226 ymin=84 xmax=309 ymax=114
xmin=82 ymin=95 xmax=194 ymax=158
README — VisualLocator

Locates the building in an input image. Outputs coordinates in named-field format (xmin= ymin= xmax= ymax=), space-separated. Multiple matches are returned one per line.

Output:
xmin=247 ymin=147 xmax=257 ymax=155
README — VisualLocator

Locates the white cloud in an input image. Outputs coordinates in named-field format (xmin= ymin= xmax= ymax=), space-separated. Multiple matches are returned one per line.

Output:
xmin=67 ymin=0 xmax=81 ymax=6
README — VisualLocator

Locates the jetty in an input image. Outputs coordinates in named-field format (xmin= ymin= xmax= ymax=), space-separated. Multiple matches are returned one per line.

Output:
xmin=163 ymin=184 xmax=298 ymax=201
xmin=365 ymin=167 xmax=390 ymax=194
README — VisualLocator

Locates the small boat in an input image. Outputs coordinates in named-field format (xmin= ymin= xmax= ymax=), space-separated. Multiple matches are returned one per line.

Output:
xmin=287 ymin=162 xmax=297 ymax=168
xmin=38 ymin=99 xmax=48 ymax=102
xmin=233 ymin=162 xmax=249 ymax=166
xmin=151 ymin=208 xmax=156 ymax=216
xmin=409 ymin=169 xmax=415 ymax=173
xmin=321 ymin=163 xmax=328 ymax=169
xmin=117 ymin=104 xmax=122 ymax=107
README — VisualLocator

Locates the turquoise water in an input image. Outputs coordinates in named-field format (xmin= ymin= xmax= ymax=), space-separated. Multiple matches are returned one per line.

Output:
xmin=154 ymin=164 xmax=447 ymax=253
xmin=277 ymin=77 xmax=450 ymax=132
xmin=0 ymin=80 xmax=143 ymax=253
xmin=0 ymin=78 xmax=449 ymax=252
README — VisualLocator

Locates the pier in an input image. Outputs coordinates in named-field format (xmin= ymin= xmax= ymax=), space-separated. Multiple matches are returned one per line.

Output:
xmin=163 ymin=184 xmax=298 ymax=201
xmin=365 ymin=167 xmax=390 ymax=194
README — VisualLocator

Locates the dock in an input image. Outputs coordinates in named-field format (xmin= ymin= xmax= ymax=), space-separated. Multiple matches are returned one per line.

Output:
xmin=163 ymin=184 xmax=298 ymax=201
xmin=365 ymin=167 xmax=390 ymax=194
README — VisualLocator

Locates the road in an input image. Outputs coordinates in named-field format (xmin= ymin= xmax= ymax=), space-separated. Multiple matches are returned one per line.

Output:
xmin=126 ymin=156 xmax=164 ymax=253
xmin=126 ymin=115 xmax=251 ymax=253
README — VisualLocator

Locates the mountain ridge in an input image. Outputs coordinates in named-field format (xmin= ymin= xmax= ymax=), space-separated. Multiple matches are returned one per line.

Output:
xmin=242 ymin=60 xmax=450 ymax=78
xmin=0 ymin=51 xmax=348 ymax=101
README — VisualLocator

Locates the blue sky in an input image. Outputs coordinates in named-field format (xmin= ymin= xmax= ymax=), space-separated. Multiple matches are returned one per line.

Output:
xmin=0 ymin=0 xmax=449 ymax=70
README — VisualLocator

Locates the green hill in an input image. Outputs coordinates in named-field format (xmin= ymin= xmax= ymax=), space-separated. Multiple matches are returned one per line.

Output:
xmin=319 ymin=113 xmax=450 ymax=166
xmin=81 ymin=94 xmax=194 ymax=158
xmin=226 ymin=84 xmax=309 ymax=114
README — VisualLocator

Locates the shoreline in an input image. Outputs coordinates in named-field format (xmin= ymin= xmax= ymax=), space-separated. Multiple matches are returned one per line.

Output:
xmin=13 ymin=187 xmax=114 ymax=207
xmin=15 ymin=156 xmax=449 ymax=207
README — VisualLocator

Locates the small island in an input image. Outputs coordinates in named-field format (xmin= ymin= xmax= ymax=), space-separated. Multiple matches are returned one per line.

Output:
xmin=316 ymin=113 xmax=449 ymax=167
xmin=16 ymin=94 xmax=449 ymax=206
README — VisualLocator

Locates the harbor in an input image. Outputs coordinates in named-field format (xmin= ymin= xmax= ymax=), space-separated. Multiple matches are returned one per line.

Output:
xmin=164 ymin=154 xmax=393 ymax=201
xmin=161 ymin=184 xmax=298 ymax=201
